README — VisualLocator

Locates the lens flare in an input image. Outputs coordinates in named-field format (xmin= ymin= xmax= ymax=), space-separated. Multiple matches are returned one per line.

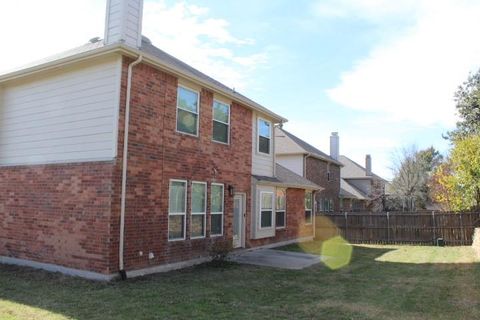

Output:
xmin=321 ymin=235 xmax=353 ymax=270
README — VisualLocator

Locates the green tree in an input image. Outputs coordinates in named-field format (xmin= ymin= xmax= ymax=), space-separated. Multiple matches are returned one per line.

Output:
xmin=450 ymin=135 xmax=480 ymax=211
xmin=447 ymin=69 xmax=480 ymax=140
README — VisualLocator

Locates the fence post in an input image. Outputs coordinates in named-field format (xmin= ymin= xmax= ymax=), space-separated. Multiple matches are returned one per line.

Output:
xmin=387 ymin=211 xmax=390 ymax=243
xmin=344 ymin=211 xmax=349 ymax=241
xmin=432 ymin=211 xmax=436 ymax=245
xmin=459 ymin=213 xmax=464 ymax=245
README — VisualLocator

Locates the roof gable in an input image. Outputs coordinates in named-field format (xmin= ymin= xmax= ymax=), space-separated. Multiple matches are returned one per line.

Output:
xmin=339 ymin=155 xmax=386 ymax=181
xmin=275 ymin=127 xmax=342 ymax=166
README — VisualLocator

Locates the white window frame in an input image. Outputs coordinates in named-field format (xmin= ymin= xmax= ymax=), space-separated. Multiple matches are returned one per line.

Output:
xmin=210 ymin=183 xmax=224 ymax=237
xmin=191 ymin=181 xmax=207 ymax=239
xmin=212 ymin=99 xmax=231 ymax=145
xmin=176 ymin=85 xmax=200 ymax=137
xmin=257 ymin=117 xmax=272 ymax=155
xmin=259 ymin=191 xmax=274 ymax=229
xmin=305 ymin=191 xmax=313 ymax=225
xmin=275 ymin=188 xmax=286 ymax=229
xmin=168 ymin=179 xmax=187 ymax=241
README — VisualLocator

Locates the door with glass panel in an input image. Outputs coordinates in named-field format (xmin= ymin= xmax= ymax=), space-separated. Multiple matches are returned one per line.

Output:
xmin=233 ymin=194 xmax=244 ymax=248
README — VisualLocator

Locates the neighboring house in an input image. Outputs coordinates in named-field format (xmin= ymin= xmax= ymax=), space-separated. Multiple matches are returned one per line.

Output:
xmin=275 ymin=128 xmax=342 ymax=213
xmin=0 ymin=0 xmax=319 ymax=280
xmin=339 ymin=155 xmax=387 ymax=212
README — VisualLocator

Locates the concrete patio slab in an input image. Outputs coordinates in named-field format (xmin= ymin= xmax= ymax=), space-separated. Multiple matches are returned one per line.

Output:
xmin=229 ymin=249 xmax=322 ymax=270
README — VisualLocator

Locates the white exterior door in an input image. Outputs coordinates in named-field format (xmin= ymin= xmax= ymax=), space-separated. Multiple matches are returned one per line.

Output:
xmin=233 ymin=194 xmax=245 ymax=248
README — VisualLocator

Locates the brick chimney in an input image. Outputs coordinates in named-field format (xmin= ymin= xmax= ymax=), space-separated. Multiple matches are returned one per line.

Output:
xmin=365 ymin=154 xmax=372 ymax=176
xmin=330 ymin=132 xmax=339 ymax=160
xmin=104 ymin=0 xmax=144 ymax=48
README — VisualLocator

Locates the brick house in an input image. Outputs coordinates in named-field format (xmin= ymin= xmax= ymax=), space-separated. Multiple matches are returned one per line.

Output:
xmin=275 ymin=128 xmax=342 ymax=213
xmin=339 ymin=155 xmax=387 ymax=212
xmin=0 ymin=0 xmax=319 ymax=280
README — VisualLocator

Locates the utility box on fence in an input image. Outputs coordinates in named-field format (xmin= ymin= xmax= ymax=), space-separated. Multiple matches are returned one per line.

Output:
xmin=436 ymin=238 xmax=445 ymax=247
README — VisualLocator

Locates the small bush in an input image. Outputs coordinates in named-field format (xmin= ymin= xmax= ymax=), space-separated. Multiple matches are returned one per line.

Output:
xmin=208 ymin=240 xmax=233 ymax=267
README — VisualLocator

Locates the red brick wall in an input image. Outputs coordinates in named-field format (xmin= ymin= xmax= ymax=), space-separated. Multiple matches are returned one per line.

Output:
xmin=0 ymin=162 xmax=115 ymax=273
xmin=247 ymin=188 xmax=313 ymax=247
xmin=305 ymin=157 xmax=341 ymax=211
xmin=115 ymin=58 xmax=253 ymax=271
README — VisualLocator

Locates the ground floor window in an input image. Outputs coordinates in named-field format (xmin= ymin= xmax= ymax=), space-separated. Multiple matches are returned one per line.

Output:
xmin=211 ymin=183 xmax=224 ymax=236
xmin=260 ymin=192 xmax=274 ymax=228
xmin=275 ymin=188 xmax=286 ymax=229
xmin=191 ymin=182 xmax=206 ymax=238
xmin=305 ymin=191 xmax=313 ymax=225
xmin=168 ymin=180 xmax=187 ymax=240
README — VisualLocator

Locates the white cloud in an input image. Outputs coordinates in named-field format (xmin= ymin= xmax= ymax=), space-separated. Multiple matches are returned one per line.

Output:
xmin=324 ymin=0 xmax=480 ymax=127
xmin=313 ymin=0 xmax=421 ymax=21
xmin=0 ymin=0 xmax=268 ymax=92
xmin=0 ymin=0 xmax=105 ymax=73
xmin=142 ymin=0 xmax=269 ymax=91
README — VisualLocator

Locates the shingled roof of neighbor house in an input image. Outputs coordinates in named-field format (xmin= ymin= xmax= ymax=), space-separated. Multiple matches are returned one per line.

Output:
xmin=253 ymin=164 xmax=322 ymax=191
xmin=275 ymin=127 xmax=343 ymax=166
xmin=0 ymin=37 xmax=287 ymax=123
xmin=339 ymin=179 xmax=368 ymax=200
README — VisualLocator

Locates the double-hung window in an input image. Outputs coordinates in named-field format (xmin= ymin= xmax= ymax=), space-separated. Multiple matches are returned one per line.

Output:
xmin=168 ymin=180 xmax=187 ymax=240
xmin=191 ymin=182 xmax=206 ymax=239
xmin=260 ymin=192 xmax=274 ymax=228
xmin=257 ymin=118 xmax=271 ymax=154
xmin=305 ymin=191 xmax=313 ymax=225
xmin=212 ymin=100 xmax=230 ymax=144
xmin=211 ymin=183 xmax=224 ymax=236
xmin=176 ymin=86 xmax=199 ymax=136
xmin=275 ymin=188 xmax=286 ymax=229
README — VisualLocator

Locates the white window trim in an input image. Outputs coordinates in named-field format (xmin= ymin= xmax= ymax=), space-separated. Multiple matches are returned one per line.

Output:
xmin=176 ymin=85 xmax=200 ymax=137
xmin=305 ymin=191 xmax=313 ymax=225
xmin=168 ymin=179 xmax=187 ymax=242
xmin=212 ymin=99 xmax=231 ymax=145
xmin=275 ymin=189 xmax=286 ymax=229
xmin=259 ymin=191 xmax=274 ymax=230
xmin=257 ymin=117 xmax=272 ymax=155
xmin=191 ymin=181 xmax=207 ymax=239
xmin=210 ymin=183 xmax=224 ymax=237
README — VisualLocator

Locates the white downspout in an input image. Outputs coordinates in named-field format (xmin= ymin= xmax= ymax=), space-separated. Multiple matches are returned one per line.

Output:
xmin=119 ymin=55 xmax=143 ymax=279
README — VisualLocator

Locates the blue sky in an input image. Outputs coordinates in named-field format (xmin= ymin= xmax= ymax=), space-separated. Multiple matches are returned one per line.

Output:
xmin=2 ymin=0 xmax=480 ymax=179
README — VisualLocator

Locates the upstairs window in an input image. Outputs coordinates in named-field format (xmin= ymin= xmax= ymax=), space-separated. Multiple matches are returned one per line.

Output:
xmin=276 ymin=188 xmax=286 ymax=229
xmin=212 ymin=100 xmax=230 ymax=144
xmin=177 ymin=86 xmax=199 ymax=136
xmin=257 ymin=118 xmax=271 ymax=154
xmin=305 ymin=191 xmax=313 ymax=225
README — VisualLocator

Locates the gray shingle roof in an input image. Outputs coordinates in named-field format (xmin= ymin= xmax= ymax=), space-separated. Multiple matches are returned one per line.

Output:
xmin=0 ymin=37 xmax=286 ymax=122
xmin=276 ymin=128 xmax=342 ymax=166
xmin=253 ymin=164 xmax=322 ymax=190
xmin=140 ymin=39 xmax=265 ymax=113
xmin=340 ymin=179 xmax=368 ymax=200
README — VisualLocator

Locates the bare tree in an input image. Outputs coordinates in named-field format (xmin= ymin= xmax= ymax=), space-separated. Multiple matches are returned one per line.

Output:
xmin=389 ymin=146 xmax=442 ymax=211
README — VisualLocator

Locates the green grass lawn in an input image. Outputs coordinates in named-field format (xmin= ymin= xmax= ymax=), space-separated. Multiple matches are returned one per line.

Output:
xmin=1 ymin=243 xmax=479 ymax=320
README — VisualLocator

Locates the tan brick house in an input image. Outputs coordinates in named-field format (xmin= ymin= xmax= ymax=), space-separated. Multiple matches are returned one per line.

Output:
xmin=275 ymin=128 xmax=342 ymax=212
xmin=0 ymin=0 xmax=319 ymax=280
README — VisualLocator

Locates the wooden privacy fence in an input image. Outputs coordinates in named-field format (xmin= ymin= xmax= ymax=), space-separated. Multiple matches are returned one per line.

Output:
xmin=316 ymin=212 xmax=480 ymax=246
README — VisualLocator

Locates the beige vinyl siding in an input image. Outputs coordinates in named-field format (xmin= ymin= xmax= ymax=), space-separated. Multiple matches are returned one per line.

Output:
xmin=0 ymin=56 xmax=121 ymax=166
xmin=105 ymin=0 xmax=143 ymax=48
xmin=276 ymin=154 xmax=304 ymax=177
xmin=251 ymin=112 xmax=275 ymax=177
